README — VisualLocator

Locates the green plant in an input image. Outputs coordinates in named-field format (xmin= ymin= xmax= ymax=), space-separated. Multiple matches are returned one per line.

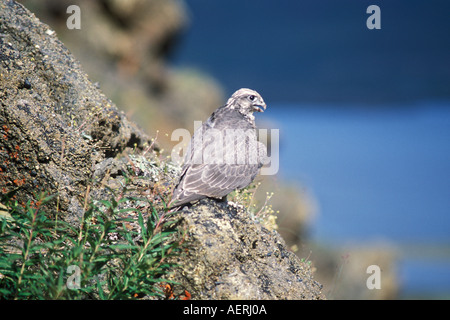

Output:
xmin=0 ymin=176 xmax=181 ymax=300
xmin=229 ymin=182 xmax=279 ymax=231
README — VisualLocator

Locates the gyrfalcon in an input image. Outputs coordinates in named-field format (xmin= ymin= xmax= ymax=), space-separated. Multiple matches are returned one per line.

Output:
xmin=170 ymin=88 xmax=268 ymax=208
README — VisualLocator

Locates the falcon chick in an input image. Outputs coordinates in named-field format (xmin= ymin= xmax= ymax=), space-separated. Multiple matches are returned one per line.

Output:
xmin=170 ymin=88 xmax=267 ymax=208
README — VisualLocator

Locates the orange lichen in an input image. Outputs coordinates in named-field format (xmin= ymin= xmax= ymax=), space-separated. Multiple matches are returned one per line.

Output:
xmin=180 ymin=290 xmax=191 ymax=300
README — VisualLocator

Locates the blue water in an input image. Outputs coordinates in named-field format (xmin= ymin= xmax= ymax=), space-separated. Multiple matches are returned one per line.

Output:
xmin=173 ymin=0 xmax=450 ymax=104
xmin=259 ymin=102 xmax=450 ymax=297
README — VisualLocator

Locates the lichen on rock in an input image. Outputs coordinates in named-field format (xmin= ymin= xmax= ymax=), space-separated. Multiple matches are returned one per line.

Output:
xmin=170 ymin=199 xmax=324 ymax=299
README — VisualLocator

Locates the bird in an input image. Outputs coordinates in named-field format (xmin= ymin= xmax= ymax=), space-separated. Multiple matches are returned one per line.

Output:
xmin=170 ymin=88 xmax=268 ymax=208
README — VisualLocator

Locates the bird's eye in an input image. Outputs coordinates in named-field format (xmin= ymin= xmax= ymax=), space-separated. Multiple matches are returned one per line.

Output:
xmin=249 ymin=95 xmax=255 ymax=101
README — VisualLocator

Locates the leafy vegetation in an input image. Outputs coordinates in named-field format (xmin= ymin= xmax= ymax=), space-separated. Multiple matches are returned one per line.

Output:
xmin=0 ymin=175 xmax=182 ymax=300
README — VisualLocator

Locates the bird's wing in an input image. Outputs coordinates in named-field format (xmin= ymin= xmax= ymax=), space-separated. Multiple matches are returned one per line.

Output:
xmin=171 ymin=162 xmax=260 ymax=207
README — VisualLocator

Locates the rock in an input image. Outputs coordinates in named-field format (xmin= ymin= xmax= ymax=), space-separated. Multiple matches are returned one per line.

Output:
xmin=171 ymin=199 xmax=324 ymax=299
xmin=0 ymin=0 xmax=325 ymax=300
xmin=0 ymin=0 xmax=151 ymax=223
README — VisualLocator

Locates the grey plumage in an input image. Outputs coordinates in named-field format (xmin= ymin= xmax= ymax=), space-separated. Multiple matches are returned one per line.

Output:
xmin=170 ymin=88 xmax=267 ymax=207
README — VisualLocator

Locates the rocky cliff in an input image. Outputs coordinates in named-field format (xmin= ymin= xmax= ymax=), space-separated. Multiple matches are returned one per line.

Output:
xmin=0 ymin=0 xmax=324 ymax=299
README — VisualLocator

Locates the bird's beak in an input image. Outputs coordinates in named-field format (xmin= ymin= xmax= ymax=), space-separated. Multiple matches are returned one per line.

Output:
xmin=253 ymin=104 xmax=266 ymax=113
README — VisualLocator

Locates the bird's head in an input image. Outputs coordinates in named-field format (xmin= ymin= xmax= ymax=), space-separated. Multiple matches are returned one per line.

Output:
xmin=226 ymin=88 xmax=266 ymax=116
